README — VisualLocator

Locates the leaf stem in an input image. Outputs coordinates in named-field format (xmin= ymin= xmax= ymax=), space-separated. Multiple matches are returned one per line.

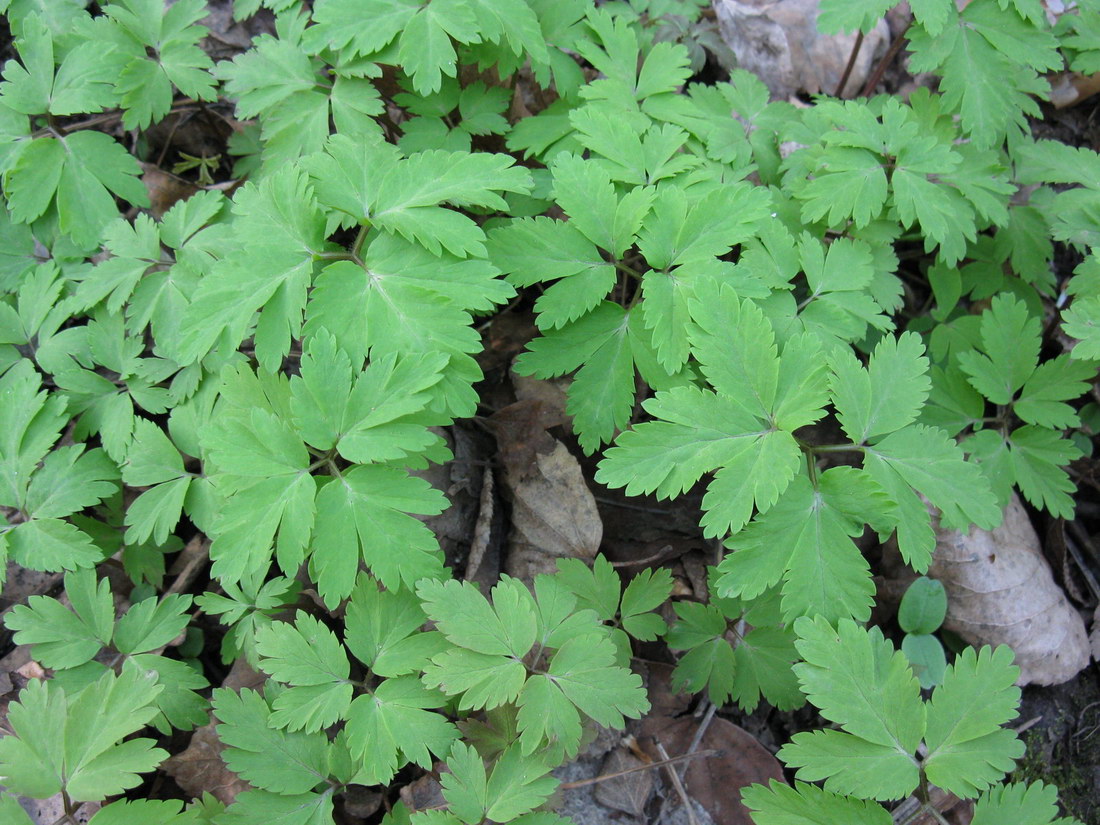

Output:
xmin=810 ymin=443 xmax=865 ymax=454
xmin=858 ymin=21 xmax=913 ymax=98
xmin=834 ymin=29 xmax=865 ymax=98
xmin=352 ymin=224 xmax=371 ymax=261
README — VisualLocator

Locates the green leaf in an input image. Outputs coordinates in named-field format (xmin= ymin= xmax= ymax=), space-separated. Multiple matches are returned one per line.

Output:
xmin=0 ymin=794 xmax=34 ymax=825
xmin=547 ymin=633 xmax=649 ymax=728
xmin=958 ymin=295 xmax=1040 ymax=405
xmin=923 ymin=645 xmax=1024 ymax=797
xmin=798 ymin=147 xmax=888 ymax=228
xmin=741 ymin=780 xmax=892 ymax=825
xmin=620 ymin=566 xmax=672 ymax=640
xmin=290 ymin=332 xmax=446 ymax=464
xmin=0 ymin=665 xmax=165 ymax=801
xmin=1009 ymin=426 xmax=1081 ymax=518
xmin=863 ymin=424 xmax=1002 ymax=535
xmin=487 ymin=217 xmax=615 ymax=330
xmin=304 ymin=255 xmax=483 ymax=419
xmin=345 ymin=575 xmax=445 ymax=677
xmin=306 ymin=134 xmax=531 ymax=257
xmin=108 ymin=0 xmax=216 ymax=129
xmin=205 ymin=403 xmax=315 ymax=585
xmin=1014 ymin=356 xmax=1095 ymax=429
xmin=687 ymin=281 xmax=777 ymax=421
xmin=5 ymin=518 xmax=103 ymax=573
xmin=971 ymin=782 xmax=1083 ymax=825
xmin=597 ymin=383 xmax=800 ymax=538
xmin=25 ymin=445 xmax=117 ymax=520
xmin=4 ymin=131 xmax=148 ymax=248
xmin=216 ymin=790 xmax=334 ymax=825
xmin=89 ymin=799 xmax=201 ymax=825
xmin=441 ymin=743 xmax=559 ymax=825
xmin=902 ymin=634 xmax=947 ymax=689
xmin=0 ymin=360 xmax=66 ymax=507
xmin=549 ymin=152 xmax=654 ymax=255
xmin=175 ymin=165 xmax=325 ymax=369
xmin=255 ymin=613 xmax=353 ymax=732
xmin=398 ymin=0 xmax=480 ymax=95
xmin=114 ymin=593 xmax=192 ymax=654
xmin=123 ymin=419 xmax=191 ymax=545
xmin=780 ymin=729 xmax=922 ymax=801
xmin=817 ymin=0 xmax=895 ymax=34
xmin=423 ymin=647 xmax=528 ymax=710
xmin=345 ymin=675 xmax=458 ymax=783
xmin=417 ymin=577 xmax=537 ymax=659
xmin=907 ymin=3 xmax=1050 ymax=147
xmin=1061 ymin=296 xmax=1100 ymax=360
xmin=5 ymin=569 xmax=114 ymax=669
xmin=778 ymin=617 xmax=923 ymax=799
xmin=636 ymin=182 xmax=770 ymax=270
xmin=516 ymin=676 xmax=583 ymax=764
xmin=793 ymin=616 xmax=925 ymax=754
xmin=898 ymin=577 xmax=947 ymax=635
xmin=716 ymin=471 xmax=881 ymax=623
xmin=554 ymin=556 xmax=620 ymax=622
xmin=213 ymin=687 xmax=331 ymax=795
xmin=831 ymin=332 xmax=931 ymax=444
xmin=667 ymin=601 xmax=735 ymax=702
xmin=311 ymin=466 xmax=446 ymax=606
xmin=440 ymin=742 xmax=488 ymax=825
xmin=516 ymin=301 xmax=638 ymax=453
xmin=0 ymin=15 xmax=118 ymax=115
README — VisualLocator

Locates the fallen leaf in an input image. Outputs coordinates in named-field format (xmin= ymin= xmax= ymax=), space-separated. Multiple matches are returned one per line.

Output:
xmin=141 ymin=163 xmax=199 ymax=219
xmin=593 ymin=747 xmax=654 ymax=818
xmin=637 ymin=714 xmax=784 ymax=825
xmin=490 ymin=400 xmax=603 ymax=580
xmin=14 ymin=796 xmax=99 ymax=825
xmin=162 ymin=658 xmax=264 ymax=805
xmin=1092 ymin=604 xmax=1100 ymax=661
xmin=928 ymin=493 xmax=1091 ymax=686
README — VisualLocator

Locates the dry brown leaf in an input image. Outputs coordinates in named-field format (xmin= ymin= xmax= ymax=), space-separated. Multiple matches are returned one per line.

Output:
xmin=713 ymin=0 xmax=889 ymax=99
xmin=593 ymin=747 xmax=655 ymax=818
xmin=162 ymin=720 xmax=250 ymax=806
xmin=490 ymin=400 xmax=602 ymax=580
xmin=140 ymin=163 xmax=200 ymax=219
xmin=162 ymin=658 xmax=265 ymax=805
xmin=928 ymin=494 xmax=1091 ymax=686
xmin=637 ymin=715 xmax=784 ymax=825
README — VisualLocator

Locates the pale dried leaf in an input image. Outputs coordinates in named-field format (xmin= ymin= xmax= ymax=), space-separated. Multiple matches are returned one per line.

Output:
xmin=1091 ymin=603 xmax=1100 ymax=661
xmin=929 ymin=494 xmax=1091 ymax=686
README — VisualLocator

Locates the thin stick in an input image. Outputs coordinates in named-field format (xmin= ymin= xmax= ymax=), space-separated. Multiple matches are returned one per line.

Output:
xmin=858 ymin=22 xmax=912 ymax=98
xmin=558 ymin=748 xmax=718 ymax=790
xmin=609 ymin=545 xmax=673 ymax=568
xmin=657 ymin=742 xmax=701 ymax=825
xmin=1065 ymin=521 xmax=1100 ymax=601
xmin=834 ymin=30 xmax=865 ymax=98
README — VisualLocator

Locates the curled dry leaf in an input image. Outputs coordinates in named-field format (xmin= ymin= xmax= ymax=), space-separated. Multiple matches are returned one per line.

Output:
xmin=928 ymin=493 xmax=1091 ymax=686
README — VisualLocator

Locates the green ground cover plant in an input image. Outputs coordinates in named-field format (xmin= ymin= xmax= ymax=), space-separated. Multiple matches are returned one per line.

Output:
xmin=0 ymin=0 xmax=1098 ymax=823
